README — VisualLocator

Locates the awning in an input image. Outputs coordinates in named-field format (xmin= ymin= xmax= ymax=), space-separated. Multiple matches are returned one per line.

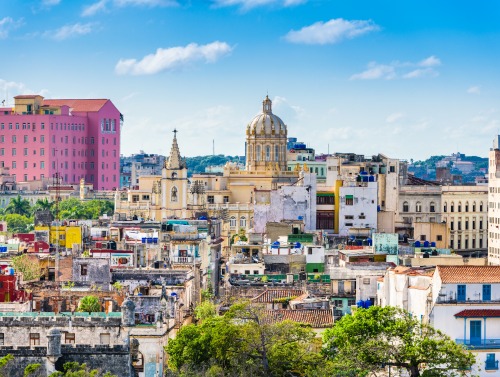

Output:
xmin=345 ymin=195 xmax=354 ymax=199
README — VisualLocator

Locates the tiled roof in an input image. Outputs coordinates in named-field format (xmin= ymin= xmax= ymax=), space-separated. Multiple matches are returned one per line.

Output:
xmin=43 ymin=99 xmax=109 ymax=112
xmin=264 ymin=309 xmax=334 ymax=328
xmin=251 ymin=289 xmax=305 ymax=303
xmin=437 ymin=266 xmax=500 ymax=283
xmin=454 ymin=309 xmax=500 ymax=318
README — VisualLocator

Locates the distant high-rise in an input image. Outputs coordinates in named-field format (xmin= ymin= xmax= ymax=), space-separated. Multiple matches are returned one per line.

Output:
xmin=0 ymin=95 xmax=122 ymax=190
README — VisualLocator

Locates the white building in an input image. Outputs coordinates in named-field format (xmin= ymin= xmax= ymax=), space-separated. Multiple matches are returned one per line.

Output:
xmin=339 ymin=180 xmax=377 ymax=236
xmin=488 ymin=136 xmax=500 ymax=265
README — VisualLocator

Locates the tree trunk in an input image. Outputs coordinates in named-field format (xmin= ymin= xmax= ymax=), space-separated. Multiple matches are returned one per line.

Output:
xmin=409 ymin=365 xmax=420 ymax=377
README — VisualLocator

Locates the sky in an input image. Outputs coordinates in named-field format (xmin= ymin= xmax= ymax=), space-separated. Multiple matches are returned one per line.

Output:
xmin=2 ymin=0 xmax=500 ymax=161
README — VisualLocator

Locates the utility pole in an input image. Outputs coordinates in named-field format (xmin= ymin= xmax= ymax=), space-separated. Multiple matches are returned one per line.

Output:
xmin=54 ymin=171 xmax=61 ymax=284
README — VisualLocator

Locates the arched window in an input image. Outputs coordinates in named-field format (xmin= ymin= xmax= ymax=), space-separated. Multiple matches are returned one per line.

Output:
xmin=480 ymin=202 xmax=484 ymax=212
xmin=430 ymin=202 xmax=435 ymax=213
xmin=229 ymin=217 xmax=236 ymax=228
xmin=416 ymin=202 xmax=422 ymax=213
xmin=465 ymin=201 xmax=469 ymax=212
xmin=240 ymin=216 xmax=247 ymax=228
xmin=274 ymin=145 xmax=279 ymax=161
xmin=256 ymin=145 xmax=261 ymax=161
xmin=458 ymin=202 xmax=462 ymax=213
xmin=171 ymin=172 xmax=177 ymax=179
xmin=443 ymin=202 xmax=447 ymax=212
xmin=451 ymin=202 xmax=455 ymax=212
xmin=171 ymin=187 xmax=178 ymax=202
xmin=265 ymin=145 xmax=271 ymax=161
xmin=473 ymin=202 xmax=476 ymax=212
xmin=403 ymin=201 xmax=409 ymax=212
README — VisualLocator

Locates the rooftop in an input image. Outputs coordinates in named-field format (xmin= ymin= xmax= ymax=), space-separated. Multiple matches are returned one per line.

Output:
xmin=43 ymin=99 xmax=109 ymax=112
xmin=454 ymin=309 xmax=500 ymax=318
xmin=437 ymin=266 xmax=500 ymax=283
xmin=264 ymin=309 xmax=333 ymax=328
xmin=251 ymin=289 xmax=305 ymax=303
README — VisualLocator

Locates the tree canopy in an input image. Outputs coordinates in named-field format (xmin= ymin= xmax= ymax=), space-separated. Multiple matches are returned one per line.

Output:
xmin=78 ymin=295 xmax=102 ymax=313
xmin=166 ymin=302 xmax=321 ymax=377
xmin=322 ymin=306 xmax=476 ymax=377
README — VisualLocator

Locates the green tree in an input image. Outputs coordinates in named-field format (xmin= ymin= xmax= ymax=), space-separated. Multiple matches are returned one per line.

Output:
xmin=167 ymin=302 xmax=321 ymax=377
xmin=77 ymin=295 xmax=102 ymax=313
xmin=5 ymin=195 xmax=32 ymax=216
xmin=33 ymin=198 xmax=54 ymax=212
xmin=3 ymin=213 xmax=33 ymax=233
xmin=0 ymin=354 xmax=14 ymax=377
xmin=24 ymin=363 xmax=42 ymax=377
xmin=323 ymin=306 xmax=476 ymax=377
xmin=47 ymin=361 xmax=117 ymax=377
xmin=11 ymin=254 xmax=43 ymax=282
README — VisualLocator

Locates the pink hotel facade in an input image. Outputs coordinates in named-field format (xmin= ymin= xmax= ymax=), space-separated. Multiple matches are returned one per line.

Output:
xmin=0 ymin=95 xmax=121 ymax=191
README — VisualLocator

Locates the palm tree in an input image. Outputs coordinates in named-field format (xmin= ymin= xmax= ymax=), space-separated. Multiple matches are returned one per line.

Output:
xmin=5 ymin=195 xmax=32 ymax=217
xmin=34 ymin=198 xmax=53 ymax=211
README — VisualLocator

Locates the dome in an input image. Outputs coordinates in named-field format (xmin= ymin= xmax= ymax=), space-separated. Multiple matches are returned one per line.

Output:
xmin=247 ymin=96 xmax=287 ymax=137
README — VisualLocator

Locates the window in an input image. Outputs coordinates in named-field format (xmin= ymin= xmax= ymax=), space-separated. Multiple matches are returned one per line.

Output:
xmin=240 ymin=216 xmax=247 ymax=228
xmin=99 ymin=333 xmax=110 ymax=345
xmin=437 ymin=235 xmax=442 ymax=241
xmin=430 ymin=202 xmax=435 ymax=212
xmin=81 ymin=264 xmax=88 ymax=276
xmin=65 ymin=333 xmax=75 ymax=344
xmin=24 ymin=135 xmax=28 ymax=143
xmin=265 ymin=145 xmax=271 ymax=161
xmin=40 ymin=148 xmax=44 ymax=156
xmin=443 ymin=203 xmax=447 ymax=212
xmin=274 ymin=145 xmax=279 ymax=161
xmin=223 ymin=196 xmax=229 ymax=203
xmin=420 ymin=235 xmax=426 ymax=241
xmin=485 ymin=354 xmax=498 ymax=371
xmin=256 ymin=145 xmax=261 ymax=161
xmin=480 ymin=202 xmax=483 ymax=212
xmin=451 ymin=203 xmax=454 ymax=212
xmin=12 ymin=148 xmax=16 ymax=156
xmin=457 ymin=284 xmax=466 ymax=301
xmin=480 ymin=220 xmax=483 ymax=230
xmin=41 ymin=162 xmax=45 ymax=169
xmin=398 ymin=201 xmax=408 ymax=213
xmin=132 ymin=194 xmax=139 ymax=203
xmin=230 ymin=217 xmax=236 ymax=228
xmin=0 ymin=333 xmax=3 ymax=345
xmin=316 ymin=211 xmax=334 ymax=229
xmin=345 ymin=196 xmax=354 ymax=205
xmin=465 ymin=203 xmax=469 ymax=212
xmin=0 ymin=148 xmax=3 ymax=156
xmin=345 ymin=215 xmax=354 ymax=220
xmin=23 ymin=148 xmax=28 ymax=156
xmin=24 ymin=161 xmax=28 ymax=169
xmin=416 ymin=202 xmax=422 ymax=212
xmin=483 ymin=284 xmax=491 ymax=301
xmin=317 ymin=195 xmax=334 ymax=205
xmin=473 ymin=203 xmax=476 ymax=212
xmin=450 ymin=221 xmax=454 ymax=231
xmin=207 ymin=195 xmax=215 ymax=204
xmin=30 ymin=333 xmax=40 ymax=346
xmin=171 ymin=187 xmax=178 ymax=202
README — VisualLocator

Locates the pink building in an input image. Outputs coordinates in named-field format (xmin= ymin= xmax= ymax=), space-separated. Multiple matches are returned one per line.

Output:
xmin=0 ymin=95 xmax=121 ymax=190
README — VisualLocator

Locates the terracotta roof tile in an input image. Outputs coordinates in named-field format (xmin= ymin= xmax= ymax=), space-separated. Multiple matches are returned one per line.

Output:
xmin=264 ymin=309 xmax=334 ymax=328
xmin=454 ymin=309 xmax=500 ymax=318
xmin=437 ymin=266 xmax=500 ymax=283
xmin=251 ymin=289 xmax=305 ymax=303
xmin=43 ymin=99 xmax=109 ymax=112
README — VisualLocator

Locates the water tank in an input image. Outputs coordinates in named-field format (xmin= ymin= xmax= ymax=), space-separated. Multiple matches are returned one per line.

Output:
xmin=423 ymin=241 xmax=430 ymax=247
xmin=369 ymin=176 xmax=375 ymax=182
xmin=363 ymin=176 xmax=369 ymax=182
xmin=364 ymin=300 xmax=372 ymax=309
xmin=414 ymin=241 xmax=421 ymax=247
xmin=366 ymin=238 xmax=372 ymax=246
xmin=356 ymin=300 xmax=364 ymax=308
xmin=7 ymin=267 xmax=14 ymax=275
xmin=199 ymin=216 xmax=207 ymax=220
xmin=295 ymin=242 xmax=301 ymax=248
xmin=431 ymin=242 xmax=436 ymax=247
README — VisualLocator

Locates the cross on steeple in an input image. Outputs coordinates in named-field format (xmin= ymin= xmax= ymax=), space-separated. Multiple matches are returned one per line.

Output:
xmin=173 ymin=128 xmax=178 ymax=137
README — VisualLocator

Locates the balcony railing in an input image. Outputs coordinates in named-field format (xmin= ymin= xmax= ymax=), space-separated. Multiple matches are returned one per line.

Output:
xmin=485 ymin=360 xmax=499 ymax=370
xmin=172 ymin=256 xmax=201 ymax=264
xmin=456 ymin=339 xmax=500 ymax=349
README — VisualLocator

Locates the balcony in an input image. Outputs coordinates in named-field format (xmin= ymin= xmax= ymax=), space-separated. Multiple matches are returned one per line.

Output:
xmin=485 ymin=360 xmax=499 ymax=370
xmin=456 ymin=339 xmax=500 ymax=349
xmin=172 ymin=256 xmax=201 ymax=264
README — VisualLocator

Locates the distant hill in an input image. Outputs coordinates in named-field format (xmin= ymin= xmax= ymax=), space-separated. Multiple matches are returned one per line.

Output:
xmin=184 ymin=155 xmax=244 ymax=175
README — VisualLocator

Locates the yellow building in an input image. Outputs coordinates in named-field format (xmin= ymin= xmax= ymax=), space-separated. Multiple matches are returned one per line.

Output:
xmin=115 ymin=96 xmax=299 ymax=237
xmin=35 ymin=225 xmax=82 ymax=249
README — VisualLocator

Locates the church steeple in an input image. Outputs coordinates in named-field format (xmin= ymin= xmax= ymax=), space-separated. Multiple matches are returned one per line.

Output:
xmin=166 ymin=129 xmax=185 ymax=169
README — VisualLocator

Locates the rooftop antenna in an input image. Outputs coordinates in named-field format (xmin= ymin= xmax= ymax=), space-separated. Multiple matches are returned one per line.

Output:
xmin=212 ymin=139 xmax=215 ymax=156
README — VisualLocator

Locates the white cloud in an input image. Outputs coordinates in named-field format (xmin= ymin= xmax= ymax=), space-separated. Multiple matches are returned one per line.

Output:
xmin=82 ymin=0 xmax=108 ymax=16
xmin=418 ymin=55 xmax=441 ymax=67
xmin=403 ymin=68 xmax=438 ymax=79
xmin=272 ymin=96 xmax=305 ymax=119
xmin=285 ymin=18 xmax=379 ymax=45
xmin=386 ymin=112 xmax=404 ymax=123
xmin=212 ymin=0 xmax=306 ymax=10
xmin=115 ymin=41 xmax=233 ymax=75
xmin=46 ymin=23 xmax=94 ymax=40
xmin=351 ymin=56 xmax=441 ymax=80
xmin=467 ymin=86 xmax=481 ymax=95
xmin=0 ymin=17 xmax=23 ymax=39
xmin=0 ymin=79 xmax=50 ymax=105
xmin=82 ymin=0 xmax=177 ymax=16
xmin=350 ymin=62 xmax=395 ymax=80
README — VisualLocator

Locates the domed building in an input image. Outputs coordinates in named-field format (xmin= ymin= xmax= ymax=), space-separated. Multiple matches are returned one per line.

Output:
xmin=246 ymin=96 xmax=288 ymax=172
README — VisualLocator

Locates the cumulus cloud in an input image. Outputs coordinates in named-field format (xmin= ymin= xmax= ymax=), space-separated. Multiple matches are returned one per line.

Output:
xmin=115 ymin=41 xmax=233 ymax=75
xmin=0 ymin=79 xmax=50 ymax=104
xmin=212 ymin=0 xmax=306 ymax=10
xmin=467 ymin=86 xmax=481 ymax=95
xmin=82 ymin=0 xmax=177 ymax=16
xmin=82 ymin=0 xmax=108 ymax=16
xmin=386 ymin=112 xmax=404 ymax=123
xmin=0 ymin=17 xmax=23 ymax=39
xmin=45 ymin=22 xmax=94 ymax=40
xmin=351 ymin=56 xmax=442 ymax=80
xmin=285 ymin=18 xmax=379 ymax=45
xmin=272 ymin=96 xmax=306 ymax=119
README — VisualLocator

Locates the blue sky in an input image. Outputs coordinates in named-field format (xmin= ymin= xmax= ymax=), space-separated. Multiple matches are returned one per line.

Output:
xmin=2 ymin=0 xmax=500 ymax=160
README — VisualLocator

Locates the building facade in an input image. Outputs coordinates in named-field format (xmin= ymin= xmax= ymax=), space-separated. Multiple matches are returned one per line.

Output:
xmin=0 ymin=95 xmax=122 ymax=190
xmin=488 ymin=136 xmax=500 ymax=265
